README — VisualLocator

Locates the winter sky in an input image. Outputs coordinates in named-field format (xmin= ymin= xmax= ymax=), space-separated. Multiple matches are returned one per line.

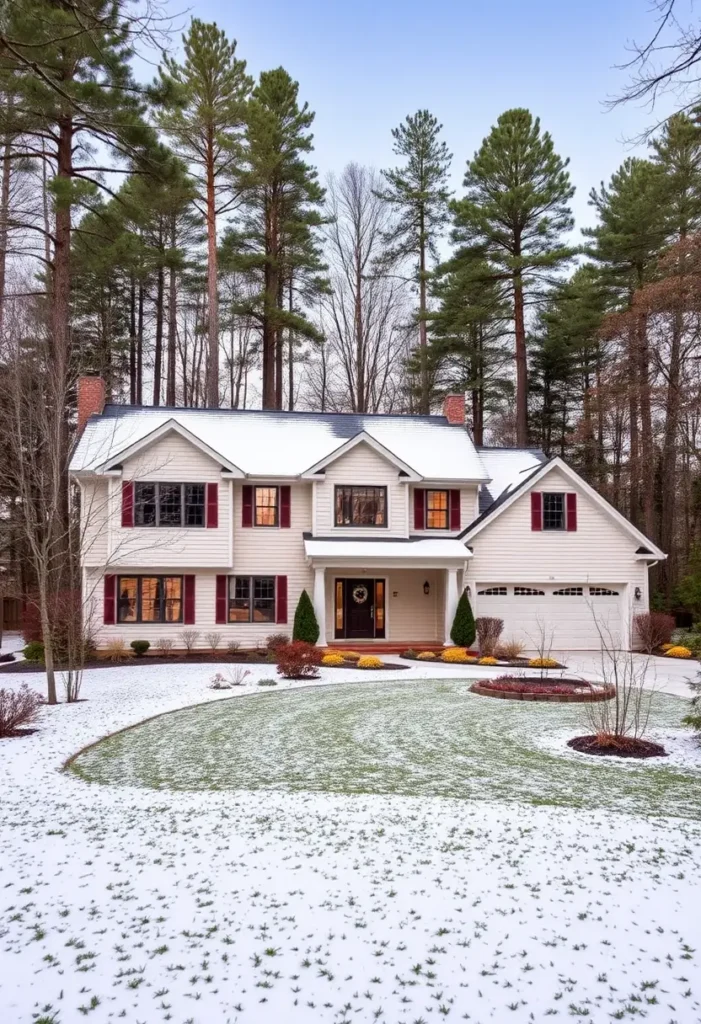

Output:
xmin=156 ymin=0 xmax=683 ymax=234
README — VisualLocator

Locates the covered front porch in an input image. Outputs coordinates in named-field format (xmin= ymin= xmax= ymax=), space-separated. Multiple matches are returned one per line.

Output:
xmin=304 ymin=537 xmax=471 ymax=646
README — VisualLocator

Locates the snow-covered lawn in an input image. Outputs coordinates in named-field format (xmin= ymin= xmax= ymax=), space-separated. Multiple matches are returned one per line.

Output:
xmin=2 ymin=659 xmax=701 ymax=1024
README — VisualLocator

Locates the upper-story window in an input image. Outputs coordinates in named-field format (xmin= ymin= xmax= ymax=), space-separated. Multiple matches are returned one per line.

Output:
xmin=542 ymin=493 xmax=565 ymax=531
xmin=335 ymin=486 xmax=387 ymax=527
xmin=425 ymin=489 xmax=449 ymax=530
xmin=134 ymin=482 xmax=206 ymax=527
xmin=255 ymin=486 xmax=278 ymax=527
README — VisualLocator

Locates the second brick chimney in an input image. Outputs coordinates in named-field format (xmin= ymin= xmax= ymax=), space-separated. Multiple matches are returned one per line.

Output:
xmin=77 ymin=376 xmax=106 ymax=434
xmin=442 ymin=393 xmax=466 ymax=426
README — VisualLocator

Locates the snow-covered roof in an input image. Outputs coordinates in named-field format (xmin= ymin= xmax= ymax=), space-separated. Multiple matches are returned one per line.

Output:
xmin=304 ymin=537 xmax=471 ymax=563
xmin=476 ymin=447 xmax=547 ymax=514
xmin=70 ymin=406 xmax=490 ymax=483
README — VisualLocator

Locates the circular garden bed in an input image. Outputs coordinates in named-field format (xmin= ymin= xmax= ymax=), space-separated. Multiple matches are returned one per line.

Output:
xmin=470 ymin=678 xmax=615 ymax=703
xmin=567 ymin=735 xmax=667 ymax=759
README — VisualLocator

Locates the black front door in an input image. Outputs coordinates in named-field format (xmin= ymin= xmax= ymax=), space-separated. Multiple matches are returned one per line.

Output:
xmin=341 ymin=578 xmax=375 ymax=639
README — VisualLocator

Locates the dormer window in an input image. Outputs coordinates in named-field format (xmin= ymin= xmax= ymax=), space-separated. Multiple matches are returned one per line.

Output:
xmin=335 ymin=486 xmax=387 ymax=527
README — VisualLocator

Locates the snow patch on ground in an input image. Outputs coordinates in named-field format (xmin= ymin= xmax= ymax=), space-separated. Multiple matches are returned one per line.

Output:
xmin=1 ymin=660 xmax=701 ymax=1024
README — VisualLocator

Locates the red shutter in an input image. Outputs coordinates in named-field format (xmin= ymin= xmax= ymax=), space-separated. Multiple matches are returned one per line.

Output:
xmin=121 ymin=481 xmax=134 ymax=527
xmin=450 ymin=489 xmax=461 ymax=531
xmin=276 ymin=575 xmax=288 ymax=624
xmin=103 ymin=574 xmax=116 ymax=624
xmin=414 ymin=489 xmax=425 ymax=531
xmin=183 ymin=575 xmax=196 ymax=624
xmin=242 ymin=485 xmax=253 ymax=527
xmin=215 ymin=575 xmax=227 ymax=624
xmin=280 ymin=485 xmax=291 ymax=528
xmin=531 ymin=492 xmax=542 ymax=531
xmin=206 ymin=483 xmax=218 ymax=528
xmin=566 ymin=492 xmax=578 ymax=532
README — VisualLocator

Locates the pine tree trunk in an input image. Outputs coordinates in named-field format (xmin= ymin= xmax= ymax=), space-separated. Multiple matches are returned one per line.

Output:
xmin=136 ymin=283 xmax=144 ymax=405
xmin=660 ymin=307 xmax=683 ymax=599
xmin=205 ymin=132 xmax=219 ymax=408
xmin=129 ymin=275 xmax=137 ymax=404
xmin=627 ymin=323 xmax=641 ymax=530
xmin=513 ymin=259 xmax=528 ymax=447
xmin=166 ymin=254 xmax=177 ymax=406
xmin=637 ymin=312 xmax=655 ymax=540
xmin=262 ymin=194 xmax=278 ymax=409
xmin=418 ymin=207 xmax=429 ymax=415
xmin=153 ymin=259 xmax=164 ymax=407
xmin=275 ymin=273 xmax=284 ymax=409
xmin=288 ymin=276 xmax=294 ymax=412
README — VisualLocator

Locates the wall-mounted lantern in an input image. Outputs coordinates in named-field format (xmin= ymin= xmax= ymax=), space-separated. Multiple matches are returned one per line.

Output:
xmin=423 ymin=580 xmax=430 ymax=596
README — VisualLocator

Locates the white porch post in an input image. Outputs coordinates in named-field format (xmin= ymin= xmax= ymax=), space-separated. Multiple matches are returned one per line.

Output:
xmin=313 ymin=566 xmax=327 ymax=646
xmin=444 ymin=568 xmax=460 ymax=646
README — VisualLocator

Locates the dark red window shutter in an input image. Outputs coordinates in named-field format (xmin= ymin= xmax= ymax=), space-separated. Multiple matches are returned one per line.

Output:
xmin=183 ymin=575 xmax=196 ymax=624
xmin=276 ymin=576 xmax=288 ymax=624
xmin=280 ymin=485 xmax=291 ymax=528
xmin=531 ymin=492 xmax=542 ymax=531
xmin=242 ymin=485 xmax=253 ymax=528
xmin=103 ymin=574 xmax=116 ymax=624
xmin=206 ymin=483 xmax=218 ymax=528
xmin=566 ymin=492 xmax=578 ymax=532
xmin=450 ymin=489 xmax=461 ymax=531
xmin=414 ymin=489 xmax=425 ymax=531
xmin=215 ymin=574 xmax=227 ymax=624
xmin=121 ymin=481 xmax=134 ymax=527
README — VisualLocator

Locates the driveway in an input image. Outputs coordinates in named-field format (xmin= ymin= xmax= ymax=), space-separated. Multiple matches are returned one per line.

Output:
xmin=553 ymin=649 xmax=697 ymax=699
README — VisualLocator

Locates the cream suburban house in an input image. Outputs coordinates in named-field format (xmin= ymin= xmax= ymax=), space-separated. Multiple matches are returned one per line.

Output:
xmin=69 ymin=379 xmax=666 ymax=651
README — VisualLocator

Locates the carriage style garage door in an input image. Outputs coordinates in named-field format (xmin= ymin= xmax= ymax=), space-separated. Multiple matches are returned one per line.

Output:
xmin=474 ymin=584 xmax=625 ymax=651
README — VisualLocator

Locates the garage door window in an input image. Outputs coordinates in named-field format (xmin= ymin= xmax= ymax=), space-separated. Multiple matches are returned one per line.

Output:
xmin=478 ymin=587 xmax=507 ymax=595
xmin=553 ymin=586 xmax=583 ymax=596
xmin=514 ymin=586 xmax=545 ymax=596
xmin=589 ymin=586 xmax=619 ymax=596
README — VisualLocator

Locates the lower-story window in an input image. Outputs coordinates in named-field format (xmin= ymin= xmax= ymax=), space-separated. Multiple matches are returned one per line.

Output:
xmin=117 ymin=576 xmax=183 ymax=623
xmin=228 ymin=576 xmax=276 ymax=623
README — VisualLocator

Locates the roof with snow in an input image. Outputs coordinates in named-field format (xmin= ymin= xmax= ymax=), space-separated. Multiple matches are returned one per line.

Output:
xmin=475 ymin=447 xmax=548 ymax=514
xmin=304 ymin=536 xmax=471 ymax=562
xmin=70 ymin=405 xmax=491 ymax=483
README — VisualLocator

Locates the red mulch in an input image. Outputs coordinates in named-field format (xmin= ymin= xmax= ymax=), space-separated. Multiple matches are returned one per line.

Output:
xmin=568 ymin=735 xmax=667 ymax=759
xmin=482 ymin=679 xmax=582 ymax=695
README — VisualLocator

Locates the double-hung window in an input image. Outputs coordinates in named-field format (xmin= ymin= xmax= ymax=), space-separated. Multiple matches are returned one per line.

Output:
xmin=117 ymin=576 xmax=183 ymax=623
xmin=425 ymin=490 xmax=449 ymax=530
xmin=334 ymin=486 xmax=387 ymax=527
xmin=254 ymin=487 xmax=278 ymax=527
xmin=542 ymin=493 xmax=565 ymax=531
xmin=228 ymin=576 xmax=276 ymax=623
xmin=134 ymin=483 xmax=205 ymax=527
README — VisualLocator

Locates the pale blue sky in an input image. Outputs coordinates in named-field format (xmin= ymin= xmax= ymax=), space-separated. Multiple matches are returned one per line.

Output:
xmin=158 ymin=0 xmax=681 ymax=233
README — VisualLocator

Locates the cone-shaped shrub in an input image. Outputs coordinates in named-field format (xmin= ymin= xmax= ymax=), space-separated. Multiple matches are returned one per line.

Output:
xmin=293 ymin=589 xmax=320 ymax=644
xmin=450 ymin=591 xmax=476 ymax=647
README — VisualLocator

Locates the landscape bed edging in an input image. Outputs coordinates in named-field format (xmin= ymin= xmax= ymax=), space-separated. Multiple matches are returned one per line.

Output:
xmin=470 ymin=681 xmax=616 ymax=703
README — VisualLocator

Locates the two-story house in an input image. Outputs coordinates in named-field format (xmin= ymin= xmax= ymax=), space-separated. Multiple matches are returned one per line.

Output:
xmin=69 ymin=378 xmax=665 ymax=651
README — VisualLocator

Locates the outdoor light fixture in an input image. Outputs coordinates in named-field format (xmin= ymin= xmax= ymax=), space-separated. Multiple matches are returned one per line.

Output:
xmin=634 ymin=586 xmax=642 ymax=600
xmin=423 ymin=580 xmax=430 ymax=596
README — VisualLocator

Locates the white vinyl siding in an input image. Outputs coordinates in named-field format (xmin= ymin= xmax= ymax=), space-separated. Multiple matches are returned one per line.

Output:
xmin=314 ymin=443 xmax=408 ymax=537
xmin=80 ymin=479 xmax=109 ymax=566
xmin=107 ymin=434 xmax=230 ymax=568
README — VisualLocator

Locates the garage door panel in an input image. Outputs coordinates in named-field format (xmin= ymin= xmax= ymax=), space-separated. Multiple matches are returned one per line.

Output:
xmin=475 ymin=584 xmax=623 ymax=651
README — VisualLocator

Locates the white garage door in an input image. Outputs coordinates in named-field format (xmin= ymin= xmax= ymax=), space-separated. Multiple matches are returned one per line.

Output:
xmin=474 ymin=584 xmax=624 ymax=651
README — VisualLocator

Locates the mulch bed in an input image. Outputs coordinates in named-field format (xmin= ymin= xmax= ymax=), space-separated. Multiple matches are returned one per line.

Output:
xmin=471 ymin=679 xmax=615 ymax=703
xmin=0 ymin=652 xmax=275 ymax=673
xmin=323 ymin=661 xmax=409 ymax=672
xmin=567 ymin=735 xmax=667 ymax=759
xmin=0 ymin=728 xmax=39 ymax=739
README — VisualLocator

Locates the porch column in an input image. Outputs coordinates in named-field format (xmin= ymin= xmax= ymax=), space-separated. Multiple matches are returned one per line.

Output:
xmin=444 ymin=567 xmax=460 ymax=646
xmin=313 ymin=566 xmax=327 ymax=646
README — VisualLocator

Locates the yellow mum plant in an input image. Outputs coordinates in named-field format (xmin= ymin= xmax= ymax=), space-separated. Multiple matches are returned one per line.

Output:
xmin=660 ymin=643 xmax=675 ymax=652
xmin=528 ymin=657 xmax=559 ymax=668
xmin=357 ymin=655 xmax=383 ymax=669
xmin=322 ymin=653 xmax=346 ymax=667
xmin=417 ymin=651 xmax=436 ymax=660
xmin=665 ymin=645 xmax=692 ymax=659
xmin=478 ymin=656 xmax=499 ymax=666
xmin=441 ymin=648 xmax=470 ymax=664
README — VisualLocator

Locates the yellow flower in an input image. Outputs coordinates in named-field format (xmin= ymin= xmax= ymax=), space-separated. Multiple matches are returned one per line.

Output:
xmin=665 ymin=645 xmax=692 ymax=659
xmin=357 ymin=655 xmax=383 ymax=669
xmin=528 ymin=657 xmax=559 ymax=668
xmin=478 ymin=656 xmax=499 ymax=666
xmin=441 ymin=648 xmax=471 ymax=663
xmin=322 ymin=654 xmax=346 ymax=667
xmin=417 ymin=651 xmax=436 ymax=660
xmin=660 ymin=643 xmax=675 ymax=652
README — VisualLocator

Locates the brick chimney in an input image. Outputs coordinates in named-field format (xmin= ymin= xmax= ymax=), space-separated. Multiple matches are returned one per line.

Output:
xmin=442 ymin=393 xmax=465 ymax=426
xmin=77 ymin=376 xmax=106 ymax=434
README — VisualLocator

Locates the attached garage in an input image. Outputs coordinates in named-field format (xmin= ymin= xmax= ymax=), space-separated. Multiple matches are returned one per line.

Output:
xmin=473 ymin=583 xmax=625 ymax=651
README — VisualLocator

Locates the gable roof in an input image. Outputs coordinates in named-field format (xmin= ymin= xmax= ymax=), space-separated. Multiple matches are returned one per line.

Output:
xmin=476 ymin=447 xmax=548 ymax=514
xmin=94 ymin=419 xmax=245 ymax=476
xmin=462 ymin=456 xmax=666 ymax=559
xmin=70 ymin=405 xmax=490 ymax=482
xmin=301 ymin=432 xmax=421 ymax=480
